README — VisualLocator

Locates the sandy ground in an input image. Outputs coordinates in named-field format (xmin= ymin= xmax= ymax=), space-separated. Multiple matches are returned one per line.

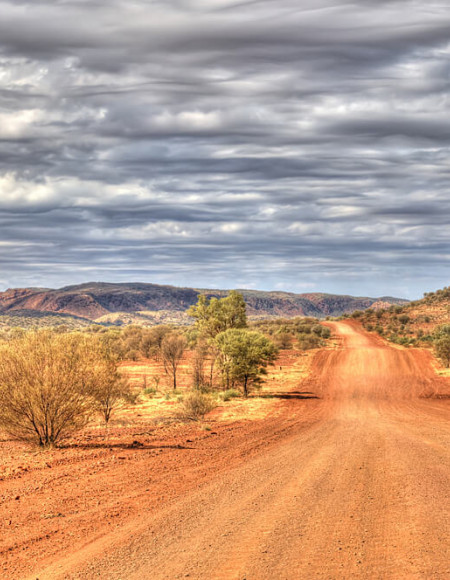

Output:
xmin=2 ymin=321 xmax=450 ymax=579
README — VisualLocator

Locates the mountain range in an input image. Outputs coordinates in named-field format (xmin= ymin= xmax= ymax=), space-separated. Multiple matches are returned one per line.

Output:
xmin=0 ymin=282 xmax=408 ymax=327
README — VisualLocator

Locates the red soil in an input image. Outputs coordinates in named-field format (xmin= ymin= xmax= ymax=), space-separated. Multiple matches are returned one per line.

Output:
xmin=1 ymin=321 xmax=449 ymax=579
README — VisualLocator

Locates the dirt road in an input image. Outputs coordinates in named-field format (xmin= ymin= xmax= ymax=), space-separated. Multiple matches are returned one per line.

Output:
xmin=33 ymin=322 xmax=450 ymax=578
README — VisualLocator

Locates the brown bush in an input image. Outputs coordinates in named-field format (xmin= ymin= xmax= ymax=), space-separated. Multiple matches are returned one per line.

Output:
xmin=0 ymin=330 xmax=124 ymax=446
xmin=178 ymin=391 xmax=217 ymax=421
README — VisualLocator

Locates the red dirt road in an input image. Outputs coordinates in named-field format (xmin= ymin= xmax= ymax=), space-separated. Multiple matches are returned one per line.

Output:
xmin=22 ymin=322 xmax=450 ymax=577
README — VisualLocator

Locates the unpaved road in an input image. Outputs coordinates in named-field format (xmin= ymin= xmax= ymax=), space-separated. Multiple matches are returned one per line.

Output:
xmin=33 ymin=322 xmax=450 ymax=579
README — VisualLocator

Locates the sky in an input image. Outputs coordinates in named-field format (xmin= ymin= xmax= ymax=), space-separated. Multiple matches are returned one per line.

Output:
xmin=0 ymin=0 xmax=449 ymax=299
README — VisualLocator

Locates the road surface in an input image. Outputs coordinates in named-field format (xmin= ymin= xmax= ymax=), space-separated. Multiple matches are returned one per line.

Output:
xmin=34 ymin=321 xmax=450 ymax=579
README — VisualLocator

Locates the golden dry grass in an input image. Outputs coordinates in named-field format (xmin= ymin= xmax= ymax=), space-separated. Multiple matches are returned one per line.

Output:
xmin=117 ymin=346 xmax=319 ymax=424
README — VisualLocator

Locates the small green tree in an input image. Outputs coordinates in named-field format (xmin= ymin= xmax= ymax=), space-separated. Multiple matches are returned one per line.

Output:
xmin=187 ymin=291 xmax=247 ymax=339
xmin=187 ymin=291 xmax=247 ymax=387
xmin=215 ymin=329 xmax=278 ymax=397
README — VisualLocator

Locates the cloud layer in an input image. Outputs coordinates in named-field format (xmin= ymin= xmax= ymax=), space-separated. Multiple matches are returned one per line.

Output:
xmin=1 ymin=0 xmax=449 ymax=298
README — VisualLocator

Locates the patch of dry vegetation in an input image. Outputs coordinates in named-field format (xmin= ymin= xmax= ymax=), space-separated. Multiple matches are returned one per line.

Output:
xmin=0 ymin=331 xmax=131 ymax=447
xmin=0 ymin=292 xmax=331 ymax=449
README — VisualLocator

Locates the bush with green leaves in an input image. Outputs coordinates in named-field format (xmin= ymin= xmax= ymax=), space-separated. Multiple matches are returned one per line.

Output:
xmin=433 ymin=325 xmax=450 ymax=367
xmin=187 ymin=290 xmax=247 ymax=339
xmin=215 ymin=329 xmax=278 ymax=397
xmin=220 ymin=388 xmax=241 ymax=401
xmin=297 ymin=333 xmax=322 ymax=350
xmin=274 ymin=331 xmax=293 ymax=349
xmin=351 ymin=310 xmax=363 ymax=319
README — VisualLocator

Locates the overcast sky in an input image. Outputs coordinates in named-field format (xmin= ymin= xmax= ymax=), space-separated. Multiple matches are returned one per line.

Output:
xmin=0 ymin=0 xmax=449 ymax=298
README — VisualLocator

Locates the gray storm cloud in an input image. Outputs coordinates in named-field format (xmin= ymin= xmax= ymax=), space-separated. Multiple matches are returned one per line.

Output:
xmin=0 ymin=0 xmax=449 ymax=297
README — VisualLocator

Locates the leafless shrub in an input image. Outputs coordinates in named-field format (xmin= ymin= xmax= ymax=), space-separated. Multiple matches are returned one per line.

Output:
xmin=178 ymin=391 xmax=217 ymax=421
xmin=161 ymin=333 xmax=187 ymax=390
xmin=0 ymin=330 xmax=125 ymax=446
xmin=90 ymin=351 xmax=133 ymax=426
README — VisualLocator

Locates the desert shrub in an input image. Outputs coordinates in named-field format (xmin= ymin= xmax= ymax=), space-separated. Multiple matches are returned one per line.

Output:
xmin=220 ymin=388 xmax=241 ymax=401
xmin=126 ymin=349 xmax=140 ymax=361
xmin=90 ymin=349 xmax=133 ymax=425
xmin=433 ymin=327 xmax=450 ymax=367
xmin=311 ymin=324 xmax=324 ymax=336
xmin=275 ymin=332 xmax=293 ymax=349
xmin=296 ymin=323 xmax=313 ymax=334
xmin=297 ymin=334 xmax=321 ymax=350
xmin=398 ymin=314 xmax=410 ymax=325
xmin=391 ymin=335 xmax=410 ymax=346
xmin=319 ymin=326 xmax=331 ymax=339
xmin=178 ymin=391 xmax=217 ymax=421
xmin=0 ymin=331 xmax=122 ymax=446
xmin=96 ymin=325 xmax=174 ymax=361
xmin=435 ymin=324 xmax=450 ymax=337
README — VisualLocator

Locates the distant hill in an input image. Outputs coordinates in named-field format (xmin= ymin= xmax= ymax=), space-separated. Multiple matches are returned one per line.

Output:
xmin=0 ymin=282 xmax=408 ymax=327
xmin=354 ymin=285 xmax=450 ymax=345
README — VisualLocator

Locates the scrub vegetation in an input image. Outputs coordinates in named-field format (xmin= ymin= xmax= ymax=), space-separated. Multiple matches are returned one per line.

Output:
xmin=0 ymin=331 xmax=131 ymax=446
xmin=350 ymin=286 xmax=450 ymax=368
xmin=0 ymin=292 xmax=332 ymax=447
